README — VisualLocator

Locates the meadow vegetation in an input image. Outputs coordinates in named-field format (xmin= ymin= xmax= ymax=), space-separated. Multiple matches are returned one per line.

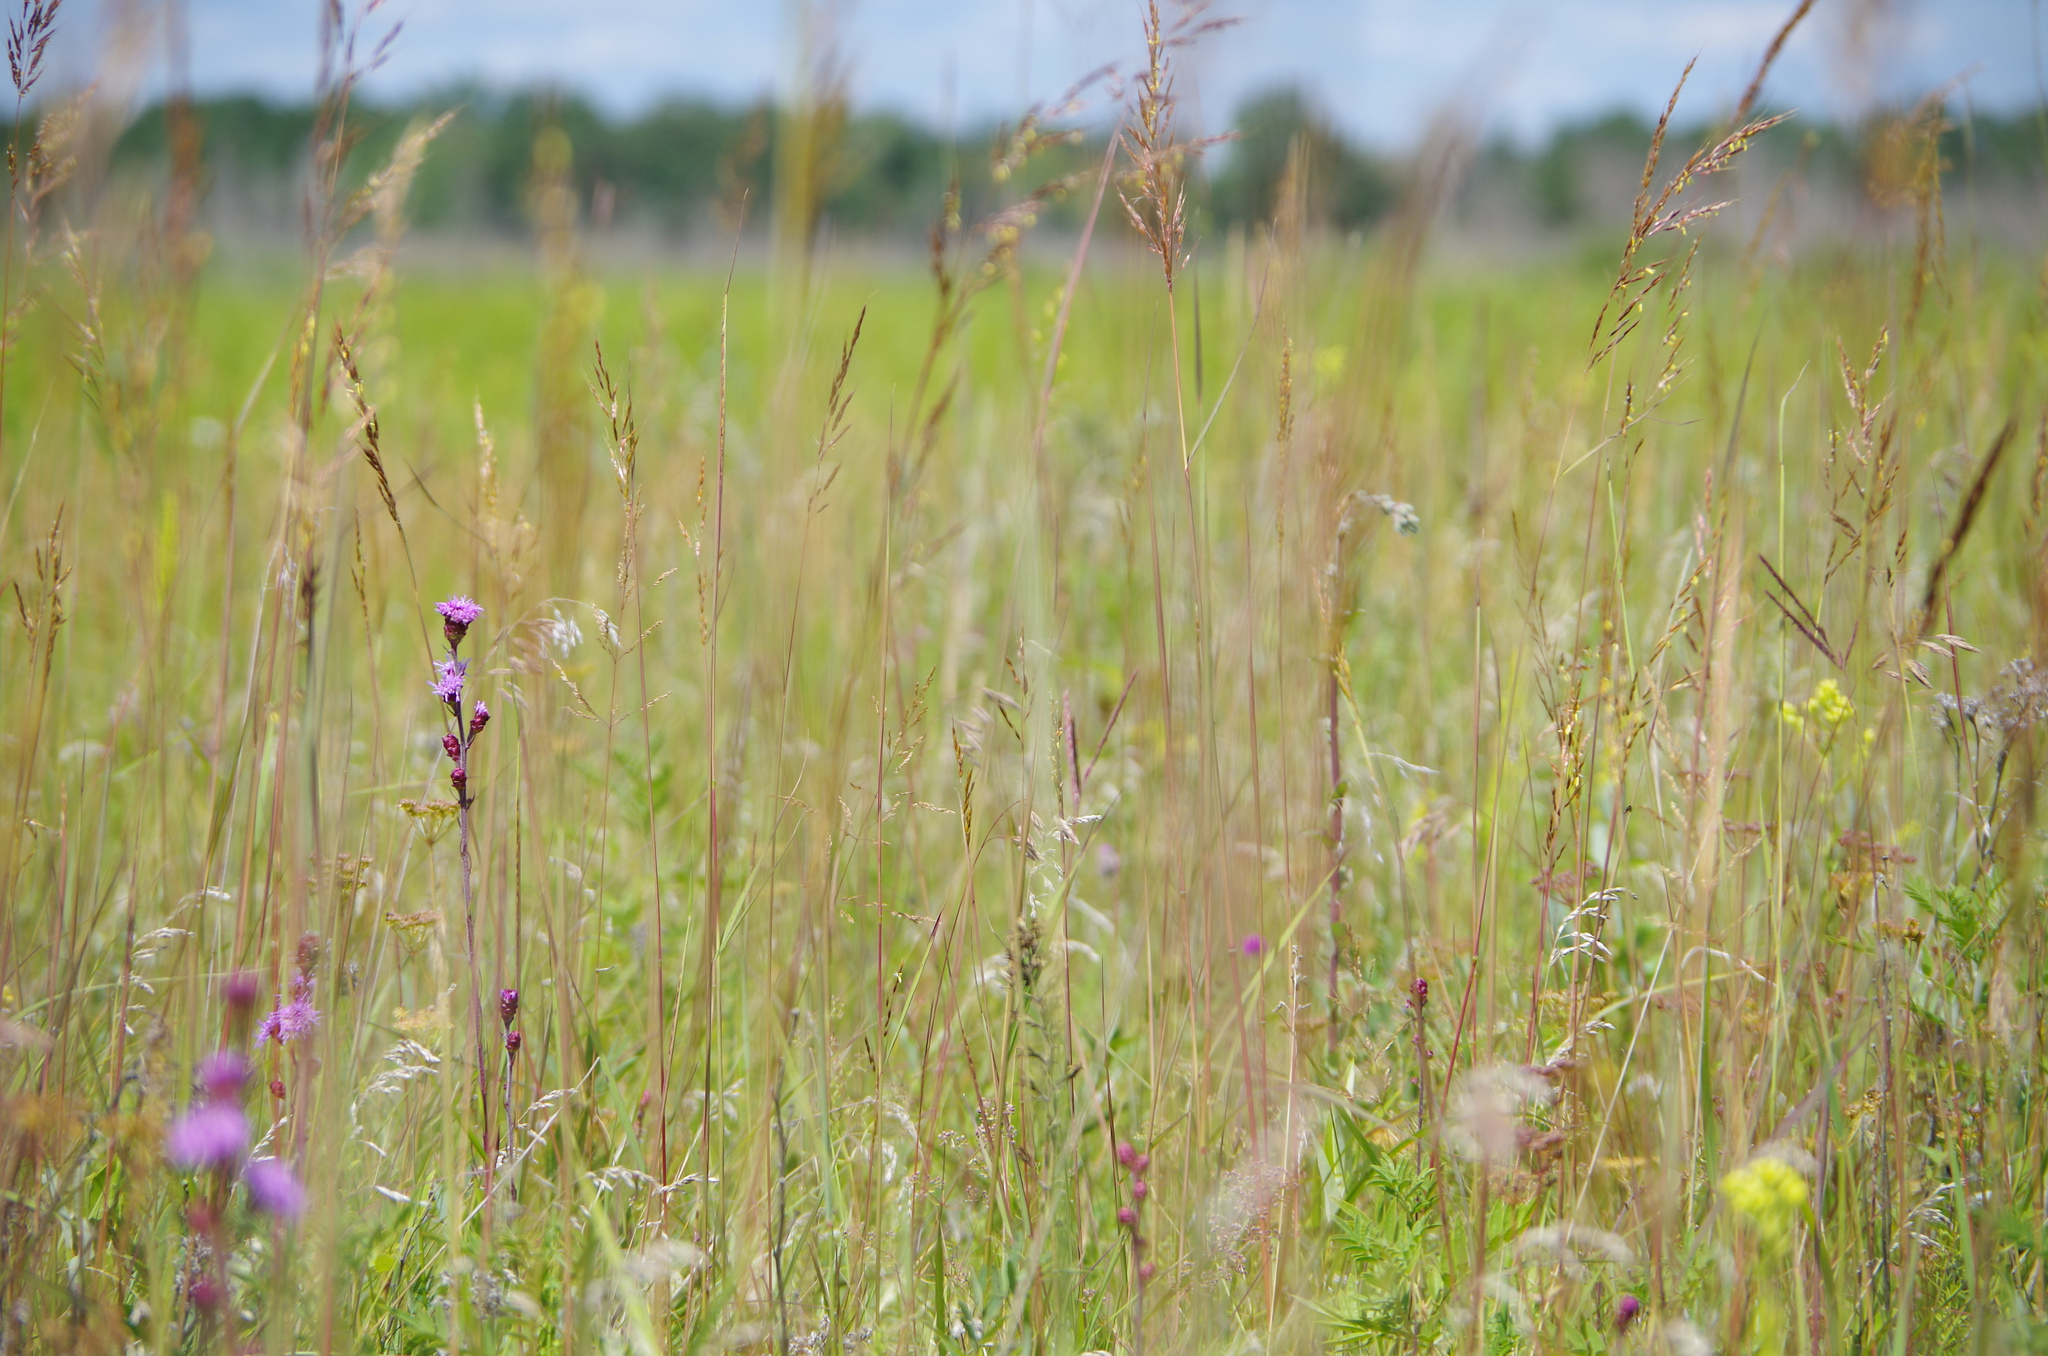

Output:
xmin=0 ymin=2 xmax=2045 ymax=1353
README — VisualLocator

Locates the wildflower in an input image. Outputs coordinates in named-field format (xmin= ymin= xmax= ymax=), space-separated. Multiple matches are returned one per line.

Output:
xmin=269 ymin=1079 xmax=285 ymax=1101
xmin=442 ymin=734 xmax=461 ymax=762
xmin=1241 ymin=934 xmax=1264 ymax=957
xmin=221 ymin=971 xmax=261 ymax=1014
xmin=450 ymin=767 xmax=468 ymax=791
xmin=187 ymin=1274 xmax=223 ymax=1313
xmin=196 ymin=1051 xmax=249 ymax=1101
xmin=1116 ymin=1206 xmax=1137 ymax=1227
xmin=470 ymin=700 xmax=491 ymax=736
xmin=1720 ymin=1154 xmax=1809 ymax=1250
xmin=255 ymin=995 xmax=320 ymax=1046
xmin=1117 ymin=1141 xmax=1138 ymax=1169
xmin=431 ymin=658 xmax=468 ymax=705
xmin=436 ymin=595 xmax=483 ymax=646
xmin=1807 ymin=679 xmax=1854 ymax=731
xmin=165 ymin=1102 xmax=249 ymax=1170
xmin=1615 ymin=1295 xmax=1642 ymax=1334
xmin=505 ymin=1030 xmax=522 ymax=1057
xmin=244 ymin=1158 xmax=308 ymax=1219
xmin=499 ymin=988 xmax=520 ymax=1026
xmin=1137 ymin=1262 xmax=1156 ymax=1282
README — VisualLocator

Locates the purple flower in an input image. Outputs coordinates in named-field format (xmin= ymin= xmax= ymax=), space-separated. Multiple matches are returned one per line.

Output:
xmin=442 ymin=734 xmax=462 ymax=762
xmin=243 ymin=1158 xmax=307 ymax=1219
xmin=1116 ymin=1206 xmax=1137 ymax=1227
xmin=498 ymin=988 xmax=519 ymax=1026
xmin=438 ymin=595 xmax=482 ymax=649
xmin=505 ymin=1030 xmax=522 ymax=1057
xmin=1241 ymin=934 xmax=1264 ymax=957
xmin=255 ymin=997 xmax=320 ymax=1046
xmin=165 ymin=1102 xmax=249 ymax=1170
xmin=197 ymin=1050 xmax=249 ymax=1102
xmin=436 ymin=595 xmax=484 ymax=627
xmin=430 ymin=659 xmax=467 ymax=704
xmin=1616 ymin=1295 xmax=1642 ymax=1334
xmin=470 ymin=700 xmax=491 ymax=736
xmin=1117 ymin=1141 xmax=1138 ymax=1169
xmin=221 ymin=970 xmax=261 ymax=1013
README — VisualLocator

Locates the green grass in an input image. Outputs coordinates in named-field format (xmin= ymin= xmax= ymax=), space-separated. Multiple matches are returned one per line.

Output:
xmin=0 ymin=105 xmax=2046 ymax=1356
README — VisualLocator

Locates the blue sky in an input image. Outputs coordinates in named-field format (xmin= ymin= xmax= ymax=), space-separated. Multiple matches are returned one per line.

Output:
xmin=58 ymin=0 xmax=2048 ymax=147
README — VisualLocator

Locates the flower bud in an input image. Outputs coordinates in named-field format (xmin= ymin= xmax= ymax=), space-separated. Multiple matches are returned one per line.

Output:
xmin=505 ymin=1030 xmax=523 ymax=1057
xmin=499 ymin=988 xmax=520 ymax=1026
xmin=1131 ymin=1180 xmax=1148 ymax=1200
xmin=442 ymin=734 xmax=461 ymax=762
xmin=470 ymin=700 xmax=491 ymax=737
xmin=1116 ymin=1206 xmax=1137 ymax=1227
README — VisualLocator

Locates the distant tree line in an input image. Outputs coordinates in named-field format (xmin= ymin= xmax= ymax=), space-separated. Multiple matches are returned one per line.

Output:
xmin=63 ymin=85 xmax=2048 ymax=241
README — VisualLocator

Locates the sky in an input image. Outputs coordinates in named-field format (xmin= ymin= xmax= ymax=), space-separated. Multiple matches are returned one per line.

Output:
xmin=53 ymin=0 xmax=2048 ymax=148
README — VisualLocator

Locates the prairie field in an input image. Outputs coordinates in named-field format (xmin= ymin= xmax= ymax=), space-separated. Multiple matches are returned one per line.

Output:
xmin=1 ymin=5 xmax=2047 ymax=1355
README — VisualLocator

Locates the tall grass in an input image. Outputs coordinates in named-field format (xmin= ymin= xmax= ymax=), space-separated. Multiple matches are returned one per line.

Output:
xmin=0 ymin=2 xmax=2043 ymax=1354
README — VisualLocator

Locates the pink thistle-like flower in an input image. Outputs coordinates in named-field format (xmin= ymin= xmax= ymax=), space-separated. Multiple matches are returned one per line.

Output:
xmin=187 ymin=1273 xmax=223 ymax=1313
xmin=221 ymin=970 xmax=261 ymax=1013
xmin=255 ymin=997 xmax=319 ymax=1046
xmin=197 ymin=1051 xmax=249 ymax=1102
xmin=165 ymin=1102 xmax=249 ymax=1170
xmin=436 ymin=595 xmax=483 ymax=647
xmin=470 ymin=700 xmax=491 ymax=736
xmin=244 ymin=1158 xmax=308 ymax=1220
xmin=1242 ymin=934 xmax=1264 ymax=957
xmin=430 ymin=658 xmax=468 ymax=704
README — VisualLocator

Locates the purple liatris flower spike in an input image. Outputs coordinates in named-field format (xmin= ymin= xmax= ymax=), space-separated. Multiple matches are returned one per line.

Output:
xmin=197 ymin=1050 xmax=249 ymax=1102
xmin=165 ymin=1102 xmax=249 ymax=1170
xmin=436 ymin=595 xmax=483 ymax=646
xmin=430 ymin=658 xmax=467 ymax=704
xmin=470 ymin=700 xmax=490 ymax=736
xmin=498 ymin=988 xmax=519 ymax=1026
xmin=244 ymin=1158 xmax=308 ymax=1219
xmin=255 ymin=995 xmax=320 ymax=1046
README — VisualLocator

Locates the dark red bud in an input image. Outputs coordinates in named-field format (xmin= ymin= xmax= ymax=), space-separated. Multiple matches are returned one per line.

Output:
xmin=443 ymin=734 xmax=461 ymax=762
xmin=505 ymin=1030 xmax=522 ymax=1057
xmin=269 ymin=1078 xmax=285 ymax=1101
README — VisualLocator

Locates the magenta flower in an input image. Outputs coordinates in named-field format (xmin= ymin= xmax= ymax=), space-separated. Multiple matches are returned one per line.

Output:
xmin=255 ymin=996 xmax=320 ymax=1046
xmin=498 ymin=988 xmax=519 ymax=1026
xmin=221 ymin=970 xmax=261 ymax=1013
xmin=436 ymin=595 xmax=483 ymax=627
xmin=1616 ymin=1295 xmax=1642 ymax=1334
xmin=505 ymin=1030 xmax=522 ymax=1057
xmin=165 ymin=1102 xmax=249 ymax=1170
xmin=437 ymin=595 xmax=483 ymax=649
xmin=1241 ymin=934 xmax=1264 ymax=957
xmin=1117 ymin=1141 xmax=1138 ymax=1169
xmin=1116 ymin=1206 xmax=1137 ymax=1227
xmin=244 ymin=1158 xmax=308 ymax=1219
xmin=469 ymin=700 xmax=491 ymax=736
xmin=430 ymin=658 xmax=468 ymax=704
xmin=197 ymin=1051 xmax=250 ymax=1101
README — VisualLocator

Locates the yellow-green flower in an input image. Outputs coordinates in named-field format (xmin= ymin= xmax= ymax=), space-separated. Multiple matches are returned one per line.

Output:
xmin=1806 ymin=679 xmax=1854 ymax=731
xmin=1721 ymin=1155 xmax=1808 ymax=1250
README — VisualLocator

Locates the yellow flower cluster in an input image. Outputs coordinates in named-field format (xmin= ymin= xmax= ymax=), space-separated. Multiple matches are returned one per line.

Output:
xmin=1721 ymin=1156 xmax=1808 ymax=1249
xmin=1780 ymin=679 xmax=1855 ymax=736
